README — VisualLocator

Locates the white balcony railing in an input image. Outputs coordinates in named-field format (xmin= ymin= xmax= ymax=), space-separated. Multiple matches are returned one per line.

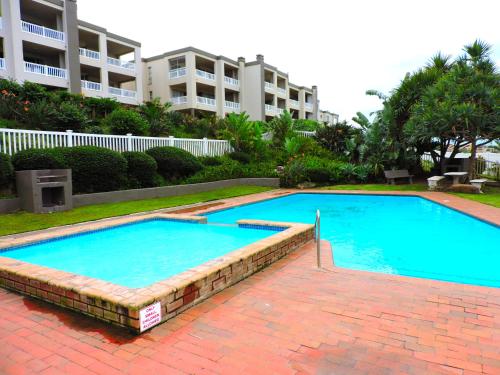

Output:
xmin=109 ymin=87 xmax=137 ymax=99
xmin=289 ymin=99 xmax=300 ymax=108
xmin=276 ymin=108 xmax=284 ymax=115
xmin=21 ymin=20 xmax=64 ymax=42
xmin=81 ymin=80 xmax=102 ymax=91
xmin=171 ymin=96 xmax=188 ymax=105
xmin=224 ymin=101 xmax=240 ymax=110
xmin=79 ymin=48 xmax=100 ymax=60
xmin=224 ymin=76 xmax=239 ymax=86
xmin=265 ymin=81 xmax=274 ymax=90
xmin=24 ymin=62 xmax=67 ymax=79
xmin=107 ymin=57 xmax=135 ymax=71
xmin=0 ymin=58 xmax=5 ymax=70
xmin=265 ymin=104 xmax=275 ymax=113
xmin=196 ymin=69 xmax=215 ymax=81
xmin=305 ymin=102 xmax=314 ymax=111
xmin=277 ymin=87 xmax=287 ymax=96
xmin=197 ymin=96 xmax=216 ymax=107
xmin=0 ymin=17 xmax=3 ymax=30
xmin=169 ymin=67 xmax=187 ymax=79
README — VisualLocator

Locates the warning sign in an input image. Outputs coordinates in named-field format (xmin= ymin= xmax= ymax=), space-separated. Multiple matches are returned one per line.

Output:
xmin=139 ymin=302 xmax=162 ymax=332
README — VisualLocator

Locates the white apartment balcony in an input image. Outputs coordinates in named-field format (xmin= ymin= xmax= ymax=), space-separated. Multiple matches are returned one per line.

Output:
xmin=107 ymin=57 xmax=135 ymax=71
xmin=171 ymin=96 xmax=188 ymax=105
xmin=81 ymin=80 xmax=102 ymax=91
xmin=21 ymin=21 xmax=65 ymax=42
xmin=277 ymin=87 xmax=287 ymax=96
xmin=225 ymin=101 xmax=240 ymax=111
xmin=197 ymin=96 xmax=216 ymax=106
xmin=0 ymin=17 xmax=3 ymax=30
xmin=196 ymin=69 xmax=215 ymax=81
xmin=224 ymin=76 xmax=239 ymax=87
xmin=24 ymin=62 xmax=67 ymax=79
xmin=305 ymin=102 xmax=314 ymax=111
xmin=79 ymin=48 xmax=100 ymax=60
xmin=265 ymin=104 xmax=276 ymax=113
xmin=0 ymin=58 xmax=5 ymax=70
xmin=289 ymin=99 xmax=300 ymax=108
xmin=265 ymin=81 xmax=274 ymax=91
xmin=109 ymin=87 xmax=136 ymax=99
xmin=169 ymin=68 xmax=187 ymax=79
xmin=276 ymin=108 xmax=284 ymax=115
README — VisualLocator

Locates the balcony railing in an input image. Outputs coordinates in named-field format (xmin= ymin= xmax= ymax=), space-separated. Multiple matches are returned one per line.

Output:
xmin=81 ymin=80 xmax=102 ymax=91
xmin=196 ymin=69 xmax=215 ymax=81
xmin=224 ymin=101 xmax=240 ymax=110
xmin=79 ymin=48 xmax=100 ymax=60
xmin=289 ymin=99 xmax=300 ymax=108
xmin=276 ymin=108 xmax=284 ymax=115
xmin=24 ymin=62 xmax=67 ymax=79
xmin=265 ymin=104 xmax=275 ymax=113
xmin=169 ymin=67 xmax=187 ymax=79
xmin=305 ymin=102 xmax=314 ymax=111
xmin=0 ymin=58 xmax=5 ymax=70
xmin=277 ymin=87 xmax=287 ymax=96
xmin=109 ymin=87 xmax=137 ymax=99
xmin=171 ymin=96 xmax=188 ymax=105
xmin=264 ymin=81 xmax=274 ymax=90
xmin=21 ymin=20 xmax=64 ymax=42
xmin=0 ymin=17 xmax=3 ymax=30
xmin=224 ymin=76 xmax=239 ymax=86
xmin=197 ymin=96 xmax=216 ymax=106
xmin=107 ymin=57 xmax=135 ymax=71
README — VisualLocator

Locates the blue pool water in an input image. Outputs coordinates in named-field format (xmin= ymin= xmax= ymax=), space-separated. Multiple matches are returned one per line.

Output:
xmin=207 ymin=193 xmax=500 ymax=287
xmin=1 ymin=219 xmax=278 ymax=288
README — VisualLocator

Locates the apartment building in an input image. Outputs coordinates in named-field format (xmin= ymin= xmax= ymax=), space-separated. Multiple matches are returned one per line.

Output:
xmin=319 ymin=110 xmax=339 ymax=126
xmin=0 ymin=0 xmax=143 ymax=105
xmin=143 ymin=47 xmax=321 ymax=122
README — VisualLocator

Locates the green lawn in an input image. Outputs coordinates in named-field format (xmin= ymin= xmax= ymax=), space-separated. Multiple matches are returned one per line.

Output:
xmin=0 ymin=185 xmax=272 ymax=237
xmin=324 ymin=183 xmax=500 ymax=208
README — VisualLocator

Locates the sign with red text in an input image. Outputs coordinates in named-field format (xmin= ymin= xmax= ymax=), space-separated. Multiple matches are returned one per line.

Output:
xmin=139 ymin=302 xmax=162 ymax=332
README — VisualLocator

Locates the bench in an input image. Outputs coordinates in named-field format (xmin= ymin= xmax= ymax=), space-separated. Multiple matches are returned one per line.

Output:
xmin=384 ymin=170 xmax=413 ymax=185
xmin=427 ymin=176 xmax=447 ymax=191
xmin=470 ymin=179 xmax=488 ymax=193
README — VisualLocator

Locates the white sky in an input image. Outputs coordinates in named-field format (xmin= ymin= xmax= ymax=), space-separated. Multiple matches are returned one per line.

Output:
xmin=78 ymin=0 xmax=500 ymax=123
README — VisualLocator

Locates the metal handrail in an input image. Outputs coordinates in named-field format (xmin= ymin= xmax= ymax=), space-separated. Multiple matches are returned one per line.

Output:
xmin=315 ymin=209 xmax=321 ymax=268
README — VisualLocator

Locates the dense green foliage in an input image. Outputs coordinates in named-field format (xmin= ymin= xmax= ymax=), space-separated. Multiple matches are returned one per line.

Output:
xmin=0 ymin=154 xmax=13 ymax=188
xmin=146 ymin=146 xmax=203 ymax=181
xmin=123 ymin=152 xmax=159 ymax=188
xmin=103 ymin=108 xmax=149 ymax=135
xmin=11 ymin=148 xmax=67 ymax=171
xmin=185 ymin=159 xmax=277 ymax=184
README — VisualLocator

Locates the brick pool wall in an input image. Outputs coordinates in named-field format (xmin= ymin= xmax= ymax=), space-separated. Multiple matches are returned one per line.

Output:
xmin=0 ymin=214 xmax=314 ymax=333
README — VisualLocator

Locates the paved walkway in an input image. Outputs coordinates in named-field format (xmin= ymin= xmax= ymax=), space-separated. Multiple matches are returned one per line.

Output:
xmin=1 ymin=240 xmax=499 ymax=374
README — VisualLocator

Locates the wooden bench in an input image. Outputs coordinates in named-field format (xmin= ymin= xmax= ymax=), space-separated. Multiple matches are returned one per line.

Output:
xmin=384 ymin=170 xmax=413 ymax=185
xmin=470 ymin=179 xmax=488 ymax=193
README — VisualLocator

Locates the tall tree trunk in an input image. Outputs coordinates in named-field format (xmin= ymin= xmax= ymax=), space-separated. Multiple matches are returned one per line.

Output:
xmin=468 ymin=138 xmax=477 ymax=180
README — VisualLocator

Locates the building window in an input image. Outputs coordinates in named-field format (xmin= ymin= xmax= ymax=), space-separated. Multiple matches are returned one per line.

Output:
xmin=169 ymin=56 xmax=186 ymax=70
xmin=149 ymin=91 xmax=153 ymax=101
xmin=147 ymin=66 xmax=152 ymax=85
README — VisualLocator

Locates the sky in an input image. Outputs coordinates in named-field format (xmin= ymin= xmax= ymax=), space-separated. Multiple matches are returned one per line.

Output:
xmin=78 ymin=0 xmax=500 ymax=123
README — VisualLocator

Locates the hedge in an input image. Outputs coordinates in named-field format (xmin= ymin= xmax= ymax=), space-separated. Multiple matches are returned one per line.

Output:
xmin=146 ymin=146 xmax=202 ymax=181
xmin=123 ymin=151 xmax=159 ymax=188
xmin=0 ymin=153 xmax=13 ymax=188
xmin=185 ymin=159 xmax=277 ymax=184
xmin=11 ymin=148 xmax=67 ymax=171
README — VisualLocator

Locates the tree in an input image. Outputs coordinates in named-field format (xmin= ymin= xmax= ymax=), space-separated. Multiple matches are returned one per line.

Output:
xmin=103 ymin=108 xmax=149 ymax=135
xmin=138 ymin=98 xmax=172 ymax=136
xmin=221 ymin=112 xmax=263 ymax=155
xmin=409 ymin=40 xmax=500 ymax=177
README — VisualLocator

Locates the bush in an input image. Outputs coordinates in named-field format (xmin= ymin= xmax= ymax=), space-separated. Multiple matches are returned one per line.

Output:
xmin=123 ymin=151 xmax=158 ymax=188
xmin=199 ymin=156 xmax=224 ymax=166
xmin=447 ymin=184 xmax=480 ymax=194
xmin=228 ymin=151 xmax=251 ymax=164
xmin=185 ymin=159 xmax=277 ymax=184
xmin=0 ymin=153 xmax=13 ymax=188
xmin=61 ymin=146 xmax=127 ymax=193
xmin=281 ymin=156 xmax=349 ymax=187
xmin=103 ymin=108 xmax=149 ymax=135
xmin=51 ymin=102 xmax=88 ymax=132
xmin=146 ymin=146 xmax=203 ymax=181
xmin=12 ymin=148 xmax=67 ymax=171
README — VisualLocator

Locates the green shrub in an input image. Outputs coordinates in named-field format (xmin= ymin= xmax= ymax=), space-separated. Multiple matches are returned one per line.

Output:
xmin=0 ymin=153 xmax=13 ymax=188
xmin=146 ymin=146 xmax=203 ymax=181
xmin=185 ymin=159 xmax=277 ymax=184
xmin=281 ymin=156 xmax=349 ymax=187
xmin=199 ymin=156 xmax=224 ymax=166
xmin=51 ymin=102 xmax=88 ymax=132
xmin=123 ymin=151 xmax=159 ymax=188
xmin=12 ymin=148 xmax=67 ymax=171
xmin=103 ymin=108 xmax=149 ymax=135
xmin=61 ymin=146 xmax=127 ymax=193
xmin=228 ymin=151 xmax=251 ymax=164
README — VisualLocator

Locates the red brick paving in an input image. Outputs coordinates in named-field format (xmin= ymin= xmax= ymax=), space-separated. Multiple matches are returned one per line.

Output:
xmin=1 ymin=189 xmax=499 ymax=374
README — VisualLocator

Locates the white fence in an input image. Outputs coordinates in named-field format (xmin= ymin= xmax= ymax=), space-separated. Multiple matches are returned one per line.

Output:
xmin=0 ymin=128 xmax=232 ymax=157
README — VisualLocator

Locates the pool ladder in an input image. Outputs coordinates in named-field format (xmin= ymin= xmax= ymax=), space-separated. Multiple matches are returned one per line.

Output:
xmin=315 ymin=209 xmax=321 ymax=268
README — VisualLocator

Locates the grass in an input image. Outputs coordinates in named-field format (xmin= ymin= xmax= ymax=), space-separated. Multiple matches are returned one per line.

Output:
xmin=0 ymin=185 xmax=273 ymax=237
xmin=451 ymin=186 xmax=500 ymax=208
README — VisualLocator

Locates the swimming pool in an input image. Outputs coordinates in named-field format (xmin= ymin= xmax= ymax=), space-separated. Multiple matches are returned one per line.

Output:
xmin=207 ymin=193 xmax=500 ymax=287
xmin=1 ymin=219 xmax=280 ymax=288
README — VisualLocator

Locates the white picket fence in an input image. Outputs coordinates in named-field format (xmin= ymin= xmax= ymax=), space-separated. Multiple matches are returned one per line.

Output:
xmin=0 ymin=128 xmax=232 ymax=157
